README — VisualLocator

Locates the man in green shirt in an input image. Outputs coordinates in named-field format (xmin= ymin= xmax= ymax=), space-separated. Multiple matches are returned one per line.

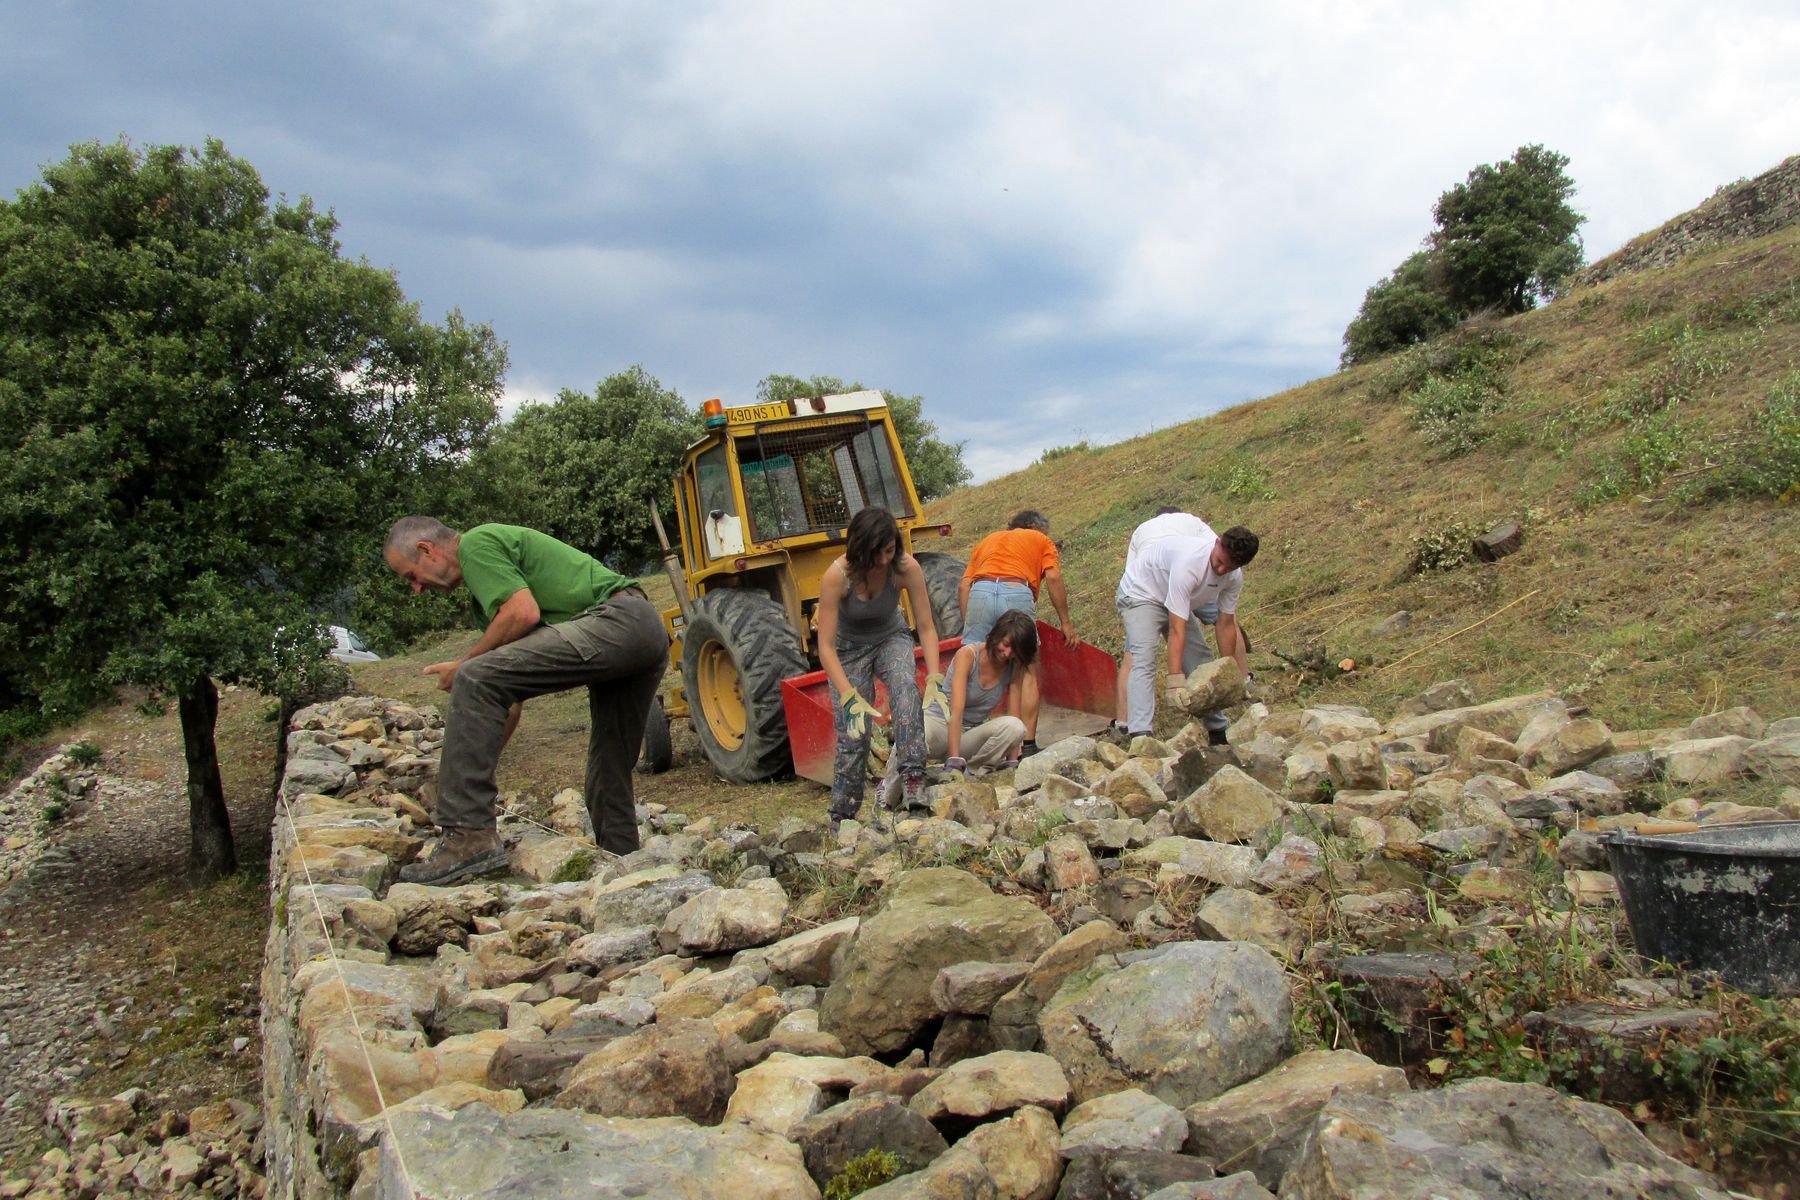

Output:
xmin=383 ymin=516 xmax=669 ymax=884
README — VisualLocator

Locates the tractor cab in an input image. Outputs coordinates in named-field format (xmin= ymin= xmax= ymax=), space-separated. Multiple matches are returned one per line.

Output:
xmin=651 ymin=391 xmax=965 ymax=781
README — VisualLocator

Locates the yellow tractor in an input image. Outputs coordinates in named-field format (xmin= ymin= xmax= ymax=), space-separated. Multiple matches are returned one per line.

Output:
xmin=644 ymin=390 xmax=966 ymax=783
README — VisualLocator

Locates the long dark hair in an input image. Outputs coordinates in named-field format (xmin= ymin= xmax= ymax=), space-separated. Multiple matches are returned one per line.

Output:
xmin=987 ymin=609 xmax=1039 ymax=669
xmin=845 ymin=506 xmax=902 ymax=586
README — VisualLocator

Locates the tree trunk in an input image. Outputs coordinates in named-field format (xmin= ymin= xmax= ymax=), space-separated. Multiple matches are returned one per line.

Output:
xmin=179 ymin=674 xmax=237 ymax=881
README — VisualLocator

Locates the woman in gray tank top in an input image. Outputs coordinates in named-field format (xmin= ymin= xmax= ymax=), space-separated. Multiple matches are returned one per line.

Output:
xmin=816 ymin=507 xmax=945 ymax=823
xmin=931 ymin=608 xmax=1036 ymax=772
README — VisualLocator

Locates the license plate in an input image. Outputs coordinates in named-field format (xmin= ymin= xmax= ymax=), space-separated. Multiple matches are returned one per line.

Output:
xmin=726 ymin=401 xmax=790 ymax=425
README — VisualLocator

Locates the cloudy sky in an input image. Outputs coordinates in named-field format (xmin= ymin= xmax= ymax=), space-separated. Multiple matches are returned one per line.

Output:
xmin=5 ymin=3 xmax=1797 ymax=481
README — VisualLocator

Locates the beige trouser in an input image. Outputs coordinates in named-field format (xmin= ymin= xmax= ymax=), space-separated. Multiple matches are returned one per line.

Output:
xmin=926 ymin=714 xmax=1027 ymax=767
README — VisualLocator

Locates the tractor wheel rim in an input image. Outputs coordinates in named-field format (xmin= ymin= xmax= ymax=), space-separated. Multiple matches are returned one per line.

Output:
xmin=697 ymin=640 xmax=747 ymax=750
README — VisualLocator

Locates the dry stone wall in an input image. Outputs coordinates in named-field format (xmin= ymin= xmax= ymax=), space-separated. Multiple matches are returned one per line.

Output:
xmin=259 ymin=673 xmax=1799 ymax=1197
xmin=1573 ymin=152 xmax=1800 ymax=289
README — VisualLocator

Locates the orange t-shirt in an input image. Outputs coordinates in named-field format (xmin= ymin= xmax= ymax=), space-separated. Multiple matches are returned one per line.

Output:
xmin=962 ymin=528 xmax=1059 ymax=594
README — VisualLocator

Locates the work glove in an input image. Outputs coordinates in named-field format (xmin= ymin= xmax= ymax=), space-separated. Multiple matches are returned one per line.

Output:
xmin=944 ymin=756 xmax=967 ymax=775
xmin=1163 ymin=672 xmax=1187 ymax=703
xmin=922 ymin=673 xmax=950 ymax=723
xmin=839 ymin=689 xmax=880 ymax=740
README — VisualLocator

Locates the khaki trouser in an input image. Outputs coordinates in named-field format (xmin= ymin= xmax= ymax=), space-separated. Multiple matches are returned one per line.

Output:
xmin=926 ymin=713 xmax=1027 ymax=767
xmin=435 ymin=592 xmax=667 ymax=853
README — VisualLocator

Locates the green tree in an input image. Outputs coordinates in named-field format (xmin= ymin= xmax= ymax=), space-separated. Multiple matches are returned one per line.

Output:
xmin=755 ymin=374 xmax=971 ymax=499
xmin=472 ymin=366 xmax=702 ymax=571
xmin=1340 ymin=251 xmax=1460 ymax=366
xmin=1342 ymin=144 xmax=1585 ymax=365
xmin=1431 ymin=144 xmax=1585 ymax=314
xmin=0 ymin=139 xmax=505 ymax=878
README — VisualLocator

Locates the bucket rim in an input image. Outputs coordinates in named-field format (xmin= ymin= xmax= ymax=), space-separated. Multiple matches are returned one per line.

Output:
xmin=1606 ymin=818 xmax=1800 ymax=858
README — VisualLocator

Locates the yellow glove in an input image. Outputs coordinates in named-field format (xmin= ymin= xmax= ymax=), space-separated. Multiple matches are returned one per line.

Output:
xmin=839 ymin=689 xmax=880 ymax=740
xmin=923 ymin=673 xmax=950 ymax=723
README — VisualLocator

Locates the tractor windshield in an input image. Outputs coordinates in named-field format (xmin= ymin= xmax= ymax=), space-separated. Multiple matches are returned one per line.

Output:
xmin=736 ymin=418 xmax=912 ymax=541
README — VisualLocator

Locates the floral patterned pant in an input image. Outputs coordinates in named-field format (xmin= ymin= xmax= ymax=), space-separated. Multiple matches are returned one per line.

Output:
xmin=829 ymin=629 xmax=924 ymax=820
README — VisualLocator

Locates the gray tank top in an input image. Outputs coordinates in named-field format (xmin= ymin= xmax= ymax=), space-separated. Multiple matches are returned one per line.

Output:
xmin=837 ymin=566 xmax=908 ymax=646
xmin=959 ymin=643 xmax=1013 ymax=728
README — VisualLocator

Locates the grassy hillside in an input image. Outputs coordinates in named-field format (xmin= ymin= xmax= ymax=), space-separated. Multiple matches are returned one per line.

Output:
xmin=931 ymin=225 xmax=1800 ymax=732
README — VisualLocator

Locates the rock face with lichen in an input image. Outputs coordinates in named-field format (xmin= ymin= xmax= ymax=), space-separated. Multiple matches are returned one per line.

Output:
xmin=226 ymin=683 xmax=1787 ymax=1200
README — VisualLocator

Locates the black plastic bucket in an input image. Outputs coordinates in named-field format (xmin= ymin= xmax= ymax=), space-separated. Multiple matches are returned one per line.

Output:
xmin=1606 ymin=820 xmax=1800 ymax=996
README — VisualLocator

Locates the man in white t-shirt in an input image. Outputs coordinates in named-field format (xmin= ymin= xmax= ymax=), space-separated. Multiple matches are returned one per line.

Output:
xmin=1115 ymin=517 xmax=1259 ymax=741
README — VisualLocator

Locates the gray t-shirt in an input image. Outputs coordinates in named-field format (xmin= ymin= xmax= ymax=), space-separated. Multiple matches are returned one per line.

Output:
xmin=958 ymin=643 xmax=1014 ymax=728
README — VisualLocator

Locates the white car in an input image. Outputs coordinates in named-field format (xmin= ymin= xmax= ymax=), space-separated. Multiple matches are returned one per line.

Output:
xmin=329 ymin=626 xmax=381 ymax=664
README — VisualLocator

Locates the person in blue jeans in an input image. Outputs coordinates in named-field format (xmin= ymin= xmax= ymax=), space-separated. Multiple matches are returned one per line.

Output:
xmin=816 ymin=507 xmax=946 ymax=824
xmin=958 ymin=510 xmax=1077 ymax=757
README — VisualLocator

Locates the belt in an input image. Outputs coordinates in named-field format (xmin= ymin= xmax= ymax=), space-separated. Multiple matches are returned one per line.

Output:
xmin=972 ymin=576 xmax=1031 ymax=587
xmin=613 ymin=585 xmax=648 ymax=601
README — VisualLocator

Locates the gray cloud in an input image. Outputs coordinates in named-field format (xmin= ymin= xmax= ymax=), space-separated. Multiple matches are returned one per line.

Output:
xmin=4 ymin=1 xmax=1796 ymax=480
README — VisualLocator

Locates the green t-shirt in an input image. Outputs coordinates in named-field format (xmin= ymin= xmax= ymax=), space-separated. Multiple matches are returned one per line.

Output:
xmin=458 ymin=524 xmax=634 ymax=626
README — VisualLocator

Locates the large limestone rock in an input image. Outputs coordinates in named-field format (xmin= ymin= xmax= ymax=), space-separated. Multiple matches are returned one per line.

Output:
xmin=759 ymin=916 xmax=859 ymax=987
xmin=1656 ymin=736 xmax=1753 ymax=785
xmin=1192 ymin=889 xmax=1298 ymax=961
xmin=958 ymin=1105 xmax=1063 ymax=1200
xmin=589 ymin=868 xmax=718 ymax=929
xmin=1391 ymin=692 xmax=1565 ymax=750
xmin=909 ymin=1051 xmax=1070 ymax=1122
xmin=790 ymin=1094 xmax=947 ymax=1190
xmin=821 ymin=868 xmax=1058 ymax=1056
xmin=1281 ymin=1077 xmax=1732 ymax=1199
xmin=659 ymin=879 xmax=790 ymax=955
xmin=1058 ymin=1088 xmax=1188 ymax=1158
xmin=1016 ymin=737 xmax=1100 ymax=792
xmin=1325 ymin=740 xmax=1386 ymax=790
xmin=373 ymin=1103 xmax=819 ymax=1199
xmin=554 ymin=1019 xmax=731 ymax=1124
xmin=1519 ymin=717 xmax=1614 ymax=775
xmin=1126 ymin=837 xmax=1259 ymax=889
xmin=724 ymin=1052 xmax=890 ymax=1136
xmin=933 ymin=961 xmax=1034 ymax=1016
xmin=1180 ymin=1049 xmax=1406 ymax=1186
xmin=1038 ymin=941 xmax=1291 ymax=1108
xmin=1172 ymin=767 xmax=1285 ymax=844
xmin=1176 ymin=659 xmax=1247 ymax=717
xmin=990 ymin=921 xmax=1131 ymax=1051
xmin=1743 ymin=733 xmax=1800 ymax=783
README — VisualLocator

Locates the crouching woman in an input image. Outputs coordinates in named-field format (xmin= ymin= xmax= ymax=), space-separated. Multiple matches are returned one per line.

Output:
xmin=933 ymin=608 xmax=1036 ymax=774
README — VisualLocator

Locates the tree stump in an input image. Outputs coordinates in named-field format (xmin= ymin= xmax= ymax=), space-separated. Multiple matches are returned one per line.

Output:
xmin=1471 ymin=522 xmax=1523 ymax=562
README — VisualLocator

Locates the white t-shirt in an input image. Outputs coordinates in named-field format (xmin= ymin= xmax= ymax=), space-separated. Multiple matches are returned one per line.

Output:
xmin=1127 ymin=512 xmax=1210 ymax=558
xmin=1118 ymin=531 xmax=1243 ymax=619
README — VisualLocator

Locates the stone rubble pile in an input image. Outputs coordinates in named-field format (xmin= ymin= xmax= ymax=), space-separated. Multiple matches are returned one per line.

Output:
xmin=257 ymin=672 xmax=1796 ymax=1198
xmin=0 ymin=1091 xmax=263 ymax=1199
xmin=0 ymin=743 xmax=161 ymax=899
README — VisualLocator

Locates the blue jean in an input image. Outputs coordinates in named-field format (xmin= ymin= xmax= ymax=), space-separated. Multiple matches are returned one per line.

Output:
xmin=963 ymin=580 xmax=1036 ymax=645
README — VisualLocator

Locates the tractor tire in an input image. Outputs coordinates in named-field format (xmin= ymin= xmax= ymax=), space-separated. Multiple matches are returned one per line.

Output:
xmin=681 ymin=590 xmax=807 ymax=784
xmin=914 ymin=551 xmax=966 ymax=641
xmin=637 ymin=695 xmax=673 ymax=775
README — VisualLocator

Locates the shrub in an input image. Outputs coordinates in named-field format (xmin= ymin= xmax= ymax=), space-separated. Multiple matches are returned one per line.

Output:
xmin=41 ymin=799 xmax=68 ymax=823
xmin=1037 ymin=440 xmax=1091 ymax=463
xmin=1407 ymin=518 xmax=1482 ymax=575
xmin=1204 ymin=456 xmax=1277 ymax=501
xmin=1409 ymin=375 xmax=1502 ymax=457
xmin=66 ymin=740 xmax=102 ymax=767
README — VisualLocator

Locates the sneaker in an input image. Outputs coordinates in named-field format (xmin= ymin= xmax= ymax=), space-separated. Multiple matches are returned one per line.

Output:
xmin=1019 ymin=739 xmax=1041 ymax=759
xmin=398 ymin=828 xmax=507 ymax=886
xmin=902 ymin=772 xmax=928 ymax=811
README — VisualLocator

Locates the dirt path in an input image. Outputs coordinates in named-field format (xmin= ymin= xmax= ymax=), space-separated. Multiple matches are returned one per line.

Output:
xmin=0 ymin=689 xmax=275 ymax=1173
